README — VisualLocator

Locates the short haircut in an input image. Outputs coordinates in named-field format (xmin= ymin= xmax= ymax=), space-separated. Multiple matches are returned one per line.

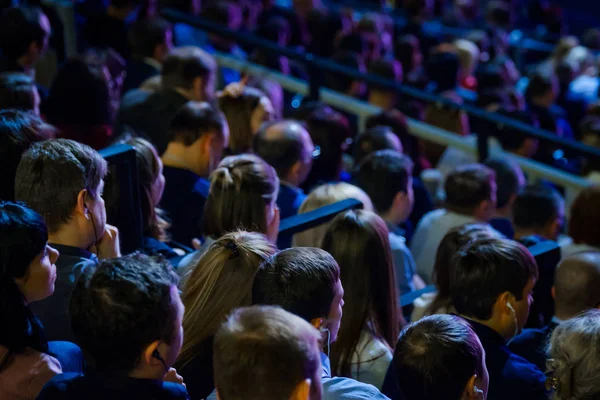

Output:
xmin=214 ymin=305 xmax=321 ymax=400
xmin=252 ymin=247 xmax=340 ymax=322
xmin=0 ymin=73 xmax=37 ymax=112
xmin=513 ymin=184 xmax=562 ymax=230
xmin=483 ymin=158 xmax=522 ymax=209
xmin=0 ymin=110 xmax=45 ymax=202
xmin=70 ymin=253 xmax=179 ymax=372
xmin=368 ymin=58 xmax=402 ymax=91
xmin=128 ymin=17 xmax=172 ymax=58
xmin=450 ymin=238 xmax=539 ymax=320
xmin=426 ymin=52 xmax=460 ymax=92
xmin=14 ymin=139 xmax=108 ymax=233
xmin=326 ymin=51 xmax=363 ymax=93
xmin=365 ymin=110 xmax=419 ymax=171
xmin=161 ymin=46 xmax=215 ymax=90
xmin=253 ymin=120 xmax=306 ymax=178
xmin=353 ymin=126 xmax=399 ymax=165
xmin=168 ymin=101 xmax=226 ymax=145
xmin=525 ymin=72 xmax=554 ymax=101
xmin=394 ymin=315 xmax=485 ymax=400
xmin=554 ymin=253 xmax=600 ymax=319
xmin=493 ymin=108 xmax=538 ymax=151
xmin=444 ymin=164 xmax=495 ymax=214
xmin=0 ymin=6 xmax=47 ymax=59
xmin=354 ymin=150 xmax=413 ymax=214
xmin=569 ymin=186 xmax=600 ymax=247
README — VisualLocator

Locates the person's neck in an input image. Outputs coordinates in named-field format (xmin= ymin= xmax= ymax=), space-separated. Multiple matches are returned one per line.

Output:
xmin=494 ymin=206 xmax=512 ymax=219
xmin=128 ymin=366 xmax=164 ymax=381
xmin=368 ymin=92 xmax=395 ymax=111
xmin=48 ymin=226 xmax=93 ymax=251
xmin=513 ymin=227 xmax=546 ymax=241
xmin=15 ymin=55 xmax=34 ymax=73
xmin=282 ymin=175 xmax=301 ymax=189
xmin=162 ymin=144 xmax=207 ymax=177
xmin=462 ymin=314 xmax=510 ymax=342
xmin=381 ymin=210 xmax=403 ymax=227
xmin=531 ymin=98 xmax=551 ymax=109
xmin=107 ymin=5 xmax=131 ymax=20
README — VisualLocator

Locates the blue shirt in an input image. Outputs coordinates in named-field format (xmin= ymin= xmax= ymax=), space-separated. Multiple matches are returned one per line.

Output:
xmin=508 ymin=319 xmax=560 ymax=372
xmin=386 ymin=221 xmax=417 ymax=295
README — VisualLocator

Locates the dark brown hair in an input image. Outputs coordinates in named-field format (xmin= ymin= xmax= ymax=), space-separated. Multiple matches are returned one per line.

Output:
xmin=569 ymin=186 xmax=600 ymax=247
xmin=218 ymin=87 xmax=265 ymax=154
xmin=444 ymin=164 xmax=495 ymax=215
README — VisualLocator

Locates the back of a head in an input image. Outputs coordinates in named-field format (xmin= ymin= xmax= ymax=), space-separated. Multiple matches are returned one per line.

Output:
xmin=0 ymin=110 xmax=45 ymax=202
xmin=214 ymin=305 xmax=321 ymax=400
xmin=169 ymin=101 xmax=226 ymax=146
xmin=70 ymin=253 xmax=179 ymax=372
xmin=548 ymin=309 xmax=600 ymax=400
xmin=128 ymin=18 xmax=172 ymax=59
xmin=252 ymin=120 xmax=307 ymax=179
xmin=203 ymin=154 xmax=279 ymax=238
xmin=162 ymin=46 xmax=215 ymax=90
xmin=493 ymin=108 xmax=538 ymax=152
xmin=179 ymin=231 xmax=276 ymax=367
xmin=444 ymin=164 xmax=495 ymax=216
xmin=426 ymin=51 xmax=460 ymax=92
xmin=218 ymin=87 xmax=265 ymax=154
xmin=326 ymin=51 xmax=363 ymax=93
xmin=483 ymin=158 xmax=523 ymax=210
xmin=554 ymin=253 xmax=600 ymax=320
xmin=394 ymin=315 xmax=485 ymax=400
xmin=513 ymin=184 xmax=562 ymax=232
xmin=525 ymin=72 xmax=553 ymax=102
xmin=450 ymin=238 xmax=538 ymax=321
xmin=353 ymin=126 xmax=400 ymax=165
xmin=253 ymin=247 xmax=340 ymax=323
xmin=0 ymin=73 xmax=38 ymax=113
xmin=0 ymin=6 xmax=46 ymax=60
xmin=14 ymin=139 xmax=107 ymax=234
xmin=395 ymin=35 xmax=420 ymax=74
xmin=569 ymin=186 xmax=600 ymax=248
xmin=365 ymin=110 xmax=418 ymax=168
xmin=368 ymin=58 xmax=403 ymax=91
xmin=354 ymin=149 xmax=413 ymax=215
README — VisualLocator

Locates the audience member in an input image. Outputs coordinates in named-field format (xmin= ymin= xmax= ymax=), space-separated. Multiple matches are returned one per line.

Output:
xmin=117 ymin=46 xmax=216 ymax=154
xmin=563 ymin=185 xmax=600 ymax=258
xmin=525 ymin=72 xmax=573 ymax=140
xmin=322 ymin=210 xmax=401 ymax=389
xmin=293 ymin=183 xmax=373 ymax=248
xmin=484 ymin=158 xmax=526 ymax=239
xmin=493 ymin=109 xmax=540 ymax=158
xmin=177 ymin=232 xmax=276 ymax=399
xmin=382 ymin=315 xmax=489 ymax=400
xmin=546 ymin=309 xmax=600 ymax=400
xmin=510 ymin=252 xmax=600 ymax=371
xmin=367 ymin=59 xmax=403 ymax=112
xmin=213 ymin=305 xmax=323 ymax=400
xmin=325 ymin=51 xmax=367 ymax=99
xmin=364 ymin=111 xmax=421 ymax=169
xmin=0 ymin=110 xmax=46 ymax=202
xmin=394 ymin=35 xmax=425 ymax=88
xmin=0 ymin=73 xmax=41 ymax=114
xmin=512 ymin=184 xmax=564 ymax=246
xmin=412 ymin=224 xmax=501 ymax=322
xmin=411 ymin=164 xmax=497 ymax=281
xmin=218 ymin=85 xmax=274 ymax=155
xmin=353 ymin=126 xmax=402 ymax=166
xmin=37 ymin=253 xmax=188 ymax=399
xmin=250 ymin=247 xmax=390 ymax=399
xmin=0 ymin=203 xmax=82 ymax=400
xmin=354 ymin=150 xmax=423 ymax=295
xmin=450 ymin=238 xmax=547 ymax=400
xmin=82 ymin=0 xmax=138 ymax=59
xmin=123 ymin=18 xmax=173 ymax=94
xmin=160 ymin=102 xmax=228 ymax=247
xmin=15 ymin=139 xmax=120 ymax=341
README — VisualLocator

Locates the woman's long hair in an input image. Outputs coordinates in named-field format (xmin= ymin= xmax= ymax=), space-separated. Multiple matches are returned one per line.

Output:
xmin=176 ymin=231 xmax=277 ymax=368
xmin=0 ymin=202 xmax=49 ymax=372
xmin=322 ymin=209 xmax=402 ymax=379
xmin=218 ymin=87 xmax=265 ymax=154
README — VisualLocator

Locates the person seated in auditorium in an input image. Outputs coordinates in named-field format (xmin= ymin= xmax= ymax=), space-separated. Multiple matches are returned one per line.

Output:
xmin=562 ymin=186 xmax=600 ymax=258
xmin=160 ymin=102 xmax=228 ymax=247
xmin=546 ymin=310 xmax=600 ymax=400
xmin=367 ymin=58 xmax=403 ymax=113
xmin=425 ymin=51 xmax=476 ymax=103
xmin=0 ymin=6 xmax=51 ymax=79
xmin=248 ymin=247 xmax=390 ymax=400
xmin=37 ymin=253 xmax=188 ymax=399
xmin=354 ymin=150 xmax=424 ymax=295
xmin=176 ymin=232 xmax=276 ymax=399
xmin=122 ymin=18 xmax=173 ymax=94
xmin=14 ymin=139 xmax=121 ymax=342
xmin=450 ymin=238 xmax=547 ymax=400
xmin=0 ymin=110 xmax=48 ymax=202
xmin=411 ymin=224 xmax=501 ymax=322
xmin=117 ymin=46 xmax=216 ymax=154
xmin=0 ymin=73 xmax=41 ymax=115
xmin=512 ymin=184 xmax=564 ymax=247
xmin=82 ymin=0 xmax=137 ymax=59
xmin=484 ymin=158 xmax=526 ymax=239
xmin=252 ymin=120 xmax=314 ymax=223
xmin=411 ymin=164 xmax=497 ymax=282
xmin=293 ymin=183 xmax=373 ymax=248
xmin=509 ymin=252 xmax=600 ymax=371
xmin=353 ymin=126 xmax=402 ymax=166
xmin=213 ymin=306 xmax=322 ymax=400
xmin=492 ymin=108 xmax=539 ymax=159
xmin=0 ymin=203 xmax=83 ymax=400
xmin=322 ymin=210 xmax=403 ymax=389
xmin=382 ymin=315 xmax=489 ymax=400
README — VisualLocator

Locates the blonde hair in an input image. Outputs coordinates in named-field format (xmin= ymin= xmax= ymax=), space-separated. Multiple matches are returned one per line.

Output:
xmin=455 ymin=39 xmax=480 ymax=78
xmin=176 ymin=231 xmax=277 ymax=368
xmin=292 ymin=183 xmax=373 ymax=248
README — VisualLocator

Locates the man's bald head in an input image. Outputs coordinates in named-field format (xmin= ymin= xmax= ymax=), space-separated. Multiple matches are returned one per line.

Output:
xmin=554 ymin=252 xmax=600 ymax=320
xmin=253 ymin=120 xmax=314 ymax=185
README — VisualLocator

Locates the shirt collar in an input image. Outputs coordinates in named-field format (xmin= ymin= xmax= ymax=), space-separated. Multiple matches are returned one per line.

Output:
xmin=281 ymin=181 xmax=303 ymax=195
xmin=320 ymin=352 xmax=331 ymax=379
xmin=551 ymin=316 xmax=563 ymax=325
xmin=143 ymin=57 xmax=162 ymax=71
xmin=49 ymin=243 xmax=96 ymax=261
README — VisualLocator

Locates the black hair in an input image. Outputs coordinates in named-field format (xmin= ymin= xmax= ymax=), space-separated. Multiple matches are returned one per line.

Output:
xmin=450 ymin=238 xmax=538 ymax=320
xmin=70 ymin=252 xmax=179 ymax=372
xmin=253 ymin=120 xmax=306 ymax=179
xmin=493 ymin=108 xmax=538 ymax=151
xmin=513 ymin=184 xmax=562 ymax=230
xmin=483 ymin=158 xmax=522 ymax=209
xmin=525 ymin=72 xmax=554 ymax=102
xmin=0 ymin=73 xmax=38 ymax=112
xmin=475 ymin=64 xmax=506 ymax=93
xmin=395 ymin=35 xmax=420 ymax=75
xmin=354 ymin=150 xmax=413 ymax=215
xmin=0 ymin=6 xmax=47 ymax=60
xmin=426 ymin=52 xmax=460 ymax=93
xmin=168 ymin=101 xmax=226 ymax=146
xmin=336 ymin=33 xmax=367 ymax=56
xmin=128 ymin=18 xmax=172 ymax=59
xmin=368 ymin=58 xmax=402 ymax=91
xmin=325 ymin=51 xmax=363 ymax=93
xmin=353 ymin=126 xmax=398 ymax=165
xmin=444 ymin=164 xmax=495 ymax=214
xmin=0 ymin=202 xmax=49 ymax=372
xmin=252 ymin=248 xmax=340 ymax=323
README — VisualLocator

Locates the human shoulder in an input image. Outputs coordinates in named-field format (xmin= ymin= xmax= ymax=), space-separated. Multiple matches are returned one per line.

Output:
xmin=323 ymin=375 xmax=391 ymax=400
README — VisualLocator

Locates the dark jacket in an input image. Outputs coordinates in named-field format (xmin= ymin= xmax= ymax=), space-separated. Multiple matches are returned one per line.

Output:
xmin=509 ymin=320 xmax=560 ymax=372
xmin=178 ymin=337 xmax=214 ymax=400
xmin=276 ymin=183 xmax=307 ymax=249
xmin=122 ymin=58 xmax=160 ymax=94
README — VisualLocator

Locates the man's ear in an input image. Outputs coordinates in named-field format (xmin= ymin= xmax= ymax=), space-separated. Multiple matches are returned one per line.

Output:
xmin=463 ymin=374 xmax=482 ymax=400
xmin=142 ymin=340 xmax=162 ymax=367
xmin=310 ymin=318 xmax=323 ymax=330
xmin=551 ymin=286 xmax=556 ymax=301
xmin=289 ymin=379 xmax=311 ymax=400
xmin=192 ymin=76 xmax=204 ymax=100
xmin=76 ymin=189 xmax=89 ymax=218
xmin=498 ymin=291 xmax=513 ymax=314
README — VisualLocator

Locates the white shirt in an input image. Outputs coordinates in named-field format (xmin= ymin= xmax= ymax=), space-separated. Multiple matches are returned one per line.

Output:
xmin=350 ymin=331 xmax=393 ymax=390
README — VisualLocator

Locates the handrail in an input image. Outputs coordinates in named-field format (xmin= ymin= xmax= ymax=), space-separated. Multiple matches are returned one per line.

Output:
xmin=161 ymin=9 xmax=600 ymax=163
